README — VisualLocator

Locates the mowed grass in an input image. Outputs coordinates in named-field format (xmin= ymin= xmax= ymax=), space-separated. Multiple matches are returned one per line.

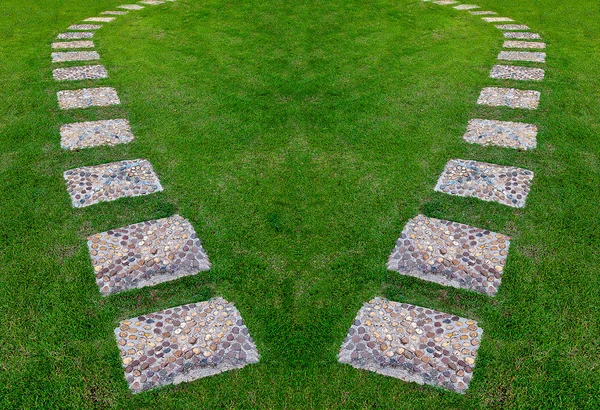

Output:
xmin=0 ymin=0 xmax=599 ymax=408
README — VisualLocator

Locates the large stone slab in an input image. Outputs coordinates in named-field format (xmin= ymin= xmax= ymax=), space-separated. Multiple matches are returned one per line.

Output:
xmin=88 ymin=214 xmax=210 ymax=295
xmin=101 ymin=11 xmax=128 ymax=15
xmin=52 ymin=51 xmax=100 ymax=63
xmin=115 ymin=298 xmax=259 ymax=393
xmin=68 ymin=24 xmax=102 ymax=30
xmin=482 ymin=17 xmax=514 ymax=22
xmin=388 ymin=215 xmax=509 ymax=296
xmin=53 ymin=65 xmax=108 ymax=81
xmin=477 ymin=87 xmax=540 ymax=110
xmin=434 ymin=159 xmax=534 ymax=208
xmin=57 ymin=87 xmax=119 ymax=109
xmin=489 ymin=65 xmax=545 ymax=81
xmin=57 ymin=32 xmax=94 ymax=39
xmin=63 ymin=159 xmax=162 ymax=207
xmin=339 ymin=298 xmax=482 ymax=393
xmin=498 ymin=51 xmax=546 ymax=63
xmin=503 ymin=40 xmax=546 ymax=49
xmin=462 ymin=119 xmax=537 ymax=150
xmin=503 ymin=32 xmax=541 ymax=40
xmin=470 ymin=11 xmax=496 ymax=15
xmin=60 ymin=119 xmax=135 ymax=150
xmin=496 ymin=24 xmax=530 ymax=30
xmin=51 ymin=40 xmax=94 ymax=49
xmin=83 ymin=17 xmax=116 ymax=23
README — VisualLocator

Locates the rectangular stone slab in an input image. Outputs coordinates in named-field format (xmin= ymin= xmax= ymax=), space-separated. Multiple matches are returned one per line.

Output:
xmin=83 ymin=17 xmax=116 ymax=22
xmin=52 ymin=41 xmax=94 ymax=49
xmin=388 ymin=215 xmax=509 ymax=296
xmin=453 ymin=4 xmax=479 ymax=10
xmin=498 ymin=51 xmax=546 ymax=63
xmin=482 ymin=17 xmax=514 ymax=22
xmin=496 ymin=24 xmax=530 ymax=30
xmin=463 ymin=118 xmax=537 ymax=150
xmin=489 ymin=65 xmax=545 ymax=81
xmin=117 ymin=4 xmax=144 ymax=9
xmin=88 ymin=214 xmax=210 ymax=295
xmin=503 ymin=32 xmax=541 ymax=39
xmin=52 ymin=51 xmax=100 ymax=63
xmin=101 ymin=11 xmax=128 ymax=15
xmin=60 ymin=119 xmax=135 ymax=150
xmin=53 ymin=65 xmax=108 ymax=81
xmin=434 ymin=159 xmax=534 ymax=208
xmin=57 ymin=32 xmax=94 ymax=39
xmin=68 ymin=24 xmax=102 ymax=30
xmin=115 ymin=298 xmax=259 ymax=393
xmin=432 ymin=0 xmax=458 ymax=4
xmin=63 ymin=159 xmax=162 ymax=207
xmin=477 ymin=87 xmax=540 ymax=110
xmin=470 ymin=11 xmax=496 ymax=15
xmin=503 ymin=40 xmax=546 ymax=49
xmin=338 ymin=298 xmax=482 ymax=393
xmin=57 ymin=87 xmax=119 ymax=109
xmin=140 ymin=0 xmax=166 ymax=4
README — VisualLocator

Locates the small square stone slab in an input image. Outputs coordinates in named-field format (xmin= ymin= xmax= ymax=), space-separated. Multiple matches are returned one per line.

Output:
xmin=498 ymin=51 xmax=546 ymax=63
xmin=60 ymin=119 xmax=134 ymax=150
xmin=53 ymin=65 xmax=108 ymax=81
xmin=454 ymin=4 xmax=479 ymax=10
xmin=51 ymin=40 xmax=94 ymax=49
xmin=503 ymin=40 xmax=546 ymax=49
xmin=64 ymin=159 xmax=162 ymax=208
xmin=503 ymin=32 xmax=541 ymax=40
xmin=57 ymin=87 xmax=119 ymax=109
xmin=434 ymin=159 xmax=534 ymax=208
xmin=477 ymin=87 xmax=540 ymax=110
xmin=52 ymin=51 xmax=100 ymax=63
xmin=88 ymin=214 xmax=210 ymax=295
xmin=118 ymin=4 xmax=144 ymax=9
xmin=496 ymin=24 xmax=530 ymax=30
xmin=57 ymin=32 xmax=94 ymax=39
xmin=101 ymin=11 xmax=128 ymax=15
xmin=68 ymin=24 xmax=102 ymax=30
xmin=470 ymin=11 xmax=496 ymax=15
xmin=83 ymin=17 xmax=116 ymax=23
xmin=388 ymin=215 xmax=509 ymax=296
xmin=482 ymin=17 xmax=514 ymax=22
xmin=339 ymin=298 xmax=482 ymax=393
xmin=115 ymin=298 xmax=259 ymax=393
xmin=463 ymin=119 xmax=537 ymax=150
xmin=490 ymin=65 xmax=544 ymax=81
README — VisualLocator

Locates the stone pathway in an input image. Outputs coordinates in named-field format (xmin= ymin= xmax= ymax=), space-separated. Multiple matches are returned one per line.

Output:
xmin=462 ymin=119 xmax=537 ymax=150
xmin=503 ymin=40 xmax=546 ymax=49
xmin=88 ymin=214 xmax=210 ymax=295
xmin=60 ymin=119 xmax=135 ymax=150
xmin=115 ymin=298 xmax=259 ymax=393
xmin=52 ymin=51 xmax=100 ymax=63
xmin=477 ymin=87 xmax=540 ymax=109
xmin=53 ymin=65 xmax=108 ymax=81
xmin=497 ymin=51 xmax=546 ymax=63
xmin=338 ymin=298 xmax=482 ymax=393
xmin=489 ymin=65 xmax=544 ymax=81
xmin=52 ymin=40 xmax=94 ymax=49
xmin=57 ymin=87 xmax=119 ymax=109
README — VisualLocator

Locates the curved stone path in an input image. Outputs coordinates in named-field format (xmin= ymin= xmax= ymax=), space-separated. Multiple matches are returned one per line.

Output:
xmin=339 ymin=1 xmax=546 ymax=393
xmin=51 ymin=1 xmax=258 ymax=393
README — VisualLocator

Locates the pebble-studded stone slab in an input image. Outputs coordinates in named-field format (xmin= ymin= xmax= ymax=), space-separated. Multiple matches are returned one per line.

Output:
xmin=470 ymin=11 xmax=496 ymax=15
xmin=454 ymin=4 xmax=479 ymax=10
xmin=140 ymin=0 xmax=166 ymax=4
xmin=117 ymin=4 xmax=144 ymax=10
xmin=388 ymin=215 xmax=509 ymax=296
xmin=101 ymin=11 xmax=128 ymax=15
xmin=463 ymin=119 xmax=537 ymax=150
xmin=490 ymin=65 xmax=545 ymax=81
xmin=503 ymin=32 xmax=542 ymax=40
xmin=68 ymin=24 xmax=102 ymax=31
xmin=434 ymin=159 xmax=534 ymax=208
xmin=64 ymin=159 xmax=162 ymax=208
xmin=83 ymin=17 xmax=116 ymax=23
xmin=339 ymin=298 xmax=482 ymax=393
xmin=56 ymin=32 xmax=94 ymax=40
xmin=60 ymin=119 xmax=135 ymax=150
xmin=115 ymin=298 xmax=259 ymax=393
xmin=52 ymin=51 xmax=100 ymax=63
xmin=51 ymin=40 xmax=95 ymax=49
xmin=477 ymin=87 xmax=540 ymax=110
xmin=57 ymin=87 xmax=120 ymax=110
xmin=498 ymin=51 xmax=546 ymax=63
xmin=482 ymin=17 xmax=514 ymax=22
xmin=53 ymin=65 xmax=108 ymax=81
xmin=496 ymin=24 xmax=530 ymax=30
xmin=503 ymin=40 xmax=546 ymax=49
xmin=433 ymin=0 xmax=458 ymax=5
xmin=88 ymin=214 xmax=210 ymax=295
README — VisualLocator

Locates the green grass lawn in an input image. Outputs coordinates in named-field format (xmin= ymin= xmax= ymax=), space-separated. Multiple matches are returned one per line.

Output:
xmin=0 ymin=0 xmax=599 ymax=408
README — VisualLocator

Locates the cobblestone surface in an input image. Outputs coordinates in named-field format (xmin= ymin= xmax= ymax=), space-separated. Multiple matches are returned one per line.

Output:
xmin=57 ymin=87 xmax=119 ymax=109
xmin=57 ymin=32 xmax=94 ymax=39
xmin=140 ymin=0 xmax=166 ymax=4
xmin=470 ymin=11 xmax=496 ymax=15
xmin=118 ymin=4 xmax=144 ymax=10
xmin=503 ymin=32 xmax=541 ymax=39
xmin=68 ymin=24 xmax=102 ymax=30
xmin=83 ymin=17 xmax=116 ymax=23
xmin=434 ymin=159 xmax=534 ymax=208
xmin=496 ymin=24 xmax=530 ymax=30
xmin=498 ymin=51 xmax=546 ymax=63
xmin=53 ymin=65 xmax=108 ymax=81
xmin=60 ymin=119 xmax=134 ymax=150
xmin=88 ymin=214 xmax=210 ymax=295
xmin=482 ymin=17 xmax=514 ymax=22
xmin=503 ymin=40 xmax=546 ymax=49
xmin=115 ymin=298 xmax=259 ymax=393
xmin=454 ymin=4 xmax=479 ymax=10
xmin=63 ymin=159 xmax=162 ymax=207
xmin=463 ymin=119 xmax=537 ymax=150
xmin=52 ymin=51 xmax=100 ymax=63
xmin=101 ymin=11 xmax=128 ymax=15
xmin=477 ymin=87 xmax=540 ymax=109
xmin=490 ymin=65 xmax=545 ymax=81
xmin=52 ymin=40 xmax=94 ymax=49
xmin=339 ymin=298 xmax=482 ymax=393
xmin=432 ymin=1 xmax=458 ymax=5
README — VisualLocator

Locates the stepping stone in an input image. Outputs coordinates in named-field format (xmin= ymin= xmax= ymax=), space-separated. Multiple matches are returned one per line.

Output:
xmin=503 ymin=32 xmax=541 ymax=40
xmin=434 ymin=159 xmax=534 ymax=208
xmin=101 ymin=11 xmax=128 ymax=15
xmin=117 ymin=4 xmax=144 ymax=9
xmin=140 ymin=0 xmax=166 ymax=4
xmin=51 ymin=40 xmax=94 ymax=49
xmin=433 ymin=0 xmax=458 ymax=4
xmin=115 ymin=297 xmax=259 ymax=393
xmin=60 ymin=119 xmax=135 ymax=150
xmin=477 ymin=87 xmax=540 ymax=110
xmin=57 ymin=32 xmax=94 ymax=39
xmin=88 ymin=214 xmax=210 ymax=295
xmin=57 ymin=87 xmax=120 ymax=110
xmin=503 ymin=40 xmax=545 ymax=49
xmin=68 ymin=24 xmax=102 ymax=31
xmin=470 ymin=11 xmax=496 ymax=15
xmin=53 ymin=65 xmax=108 ymax=81
xmin=490 ymin=65 xmax=545 ymax=81
xmin=388 ymin=215 xmax=509 ymax=296
xmin=463 ymin=119 xmax=537 ymax=150
xmin=83 ymin=17 xmax=116 ymax=23
xmin=339 ymin=297 xmax=482 ymax=393
xmin=63 ymin=159 xmax=162 ymax=208
xmin=496 ymin=24 xmax=530 ymax=30
xmin=482 ymin=17 xmax=514 ymax=22
xmin=454 ymin=4 xmax=479 ymax=10
xmin=498 ymin=51 xmax=546 ymax=63
xmin=52 ymin=51 xmax=100 ymax=63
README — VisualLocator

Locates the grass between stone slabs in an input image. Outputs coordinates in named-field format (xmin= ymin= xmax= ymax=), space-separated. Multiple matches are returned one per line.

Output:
xmin=0 ymin=0 xmax=599 ymax=408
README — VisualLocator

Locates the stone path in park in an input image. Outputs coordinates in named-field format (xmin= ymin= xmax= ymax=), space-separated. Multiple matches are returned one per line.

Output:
xmin=340 ymin=1 xmax=548 ymax=393
xmin=49 ymin=0 xmax=258 ymax=393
